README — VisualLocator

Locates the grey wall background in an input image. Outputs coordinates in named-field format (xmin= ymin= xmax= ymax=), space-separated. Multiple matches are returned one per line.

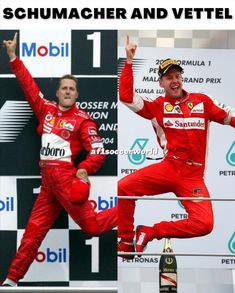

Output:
xmin=118 ymin=30 xmax=235 ymax=293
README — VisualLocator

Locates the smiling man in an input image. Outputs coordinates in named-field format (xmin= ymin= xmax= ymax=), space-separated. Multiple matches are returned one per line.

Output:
xmin=117 ymin=36 xmax=235 ymax=259
xmin=2 ymin=32 xmax=117 ymax=286
xmin=158 ymin=59 xmax=184 ymax=99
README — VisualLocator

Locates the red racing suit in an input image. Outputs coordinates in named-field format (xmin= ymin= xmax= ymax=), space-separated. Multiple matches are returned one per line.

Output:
xmin=7 ymin=58 xmax=117 ymax=282
xmin=118 ymin=62 xmax=235 ymax=242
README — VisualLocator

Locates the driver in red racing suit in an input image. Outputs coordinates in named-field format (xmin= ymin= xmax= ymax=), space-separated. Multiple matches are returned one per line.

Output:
xmin=118 ymin=36 xmax=235 ymax=259
xmin=2 ymin=33 xmax=117 ymax=286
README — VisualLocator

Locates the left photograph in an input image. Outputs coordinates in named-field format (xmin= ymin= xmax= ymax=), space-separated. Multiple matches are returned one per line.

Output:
xmin=0 ymin=29 xmax=118 ymax=289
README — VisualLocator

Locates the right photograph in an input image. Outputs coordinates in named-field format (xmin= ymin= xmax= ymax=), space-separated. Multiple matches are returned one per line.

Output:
xmin=117 ymin=30 xmax=235 ymax=293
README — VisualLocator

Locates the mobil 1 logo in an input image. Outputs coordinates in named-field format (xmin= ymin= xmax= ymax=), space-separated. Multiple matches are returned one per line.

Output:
xmin=71 ymin=30 xmax=117 ymax=75
xmin=69 ymin=230 xmax=117 ymax=280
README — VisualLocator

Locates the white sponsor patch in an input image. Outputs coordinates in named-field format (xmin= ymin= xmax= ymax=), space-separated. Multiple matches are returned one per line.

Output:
xmin=191 ymin=102 xmax=204 ymax=113
xmin=163 ymin=118 xmax=205 ymax=129
xmin=43 ymin=113 xmax=56 ymax=134
xmin=91 ymin=142 xmax=104 ymax=149
xmin=40 ymin=133 xmax=71 ymax=161
xmin=57 ymin=120 xmax=75 ymax=131
xmin=164 ymin=102 xmax=182 ymax=114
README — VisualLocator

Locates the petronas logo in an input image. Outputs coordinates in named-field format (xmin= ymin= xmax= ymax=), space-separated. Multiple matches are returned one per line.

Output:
xmin=228 ymin=232 xmax=235 ymax=254
xmin=178 ymin=201 xmax=185 ymax=209
xmin=128 ymin=138 xmax=149 ymax=165
xmin=226 ymin=141 xmax=235 ymax=167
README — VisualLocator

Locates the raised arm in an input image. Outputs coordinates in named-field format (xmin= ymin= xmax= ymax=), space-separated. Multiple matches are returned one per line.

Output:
xmin=2 ymin=33 xmax=52 ymax=120
xmin=125 ymin=35 xmax=137 ymax=65
xmin=119 ymin=36 xmax=156 ymax=119
xmin=3 ymin=32 xmax=17 ymax=61
xmin=119 ymin=35 xmax=137 ymax=104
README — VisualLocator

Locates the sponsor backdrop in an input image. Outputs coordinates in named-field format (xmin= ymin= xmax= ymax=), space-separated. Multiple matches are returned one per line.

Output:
xmin=0 ymin=30 xmax=117 ymax=286
xmin=118 ymin=47 xmax=235 ymax=269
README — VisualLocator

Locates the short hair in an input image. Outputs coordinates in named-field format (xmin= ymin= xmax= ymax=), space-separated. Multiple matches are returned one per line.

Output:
xmin=57 ymin=74 xmax=79 ymax=91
